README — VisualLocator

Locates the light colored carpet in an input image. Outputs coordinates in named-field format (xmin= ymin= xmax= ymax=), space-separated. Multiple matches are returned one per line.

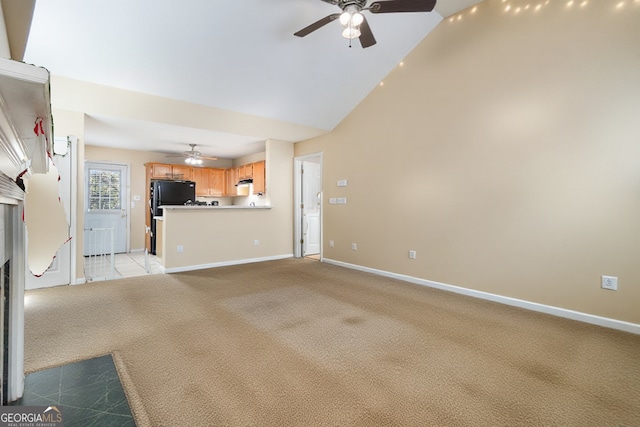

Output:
xmin=23 ymin=259 xmax=640 ymax=426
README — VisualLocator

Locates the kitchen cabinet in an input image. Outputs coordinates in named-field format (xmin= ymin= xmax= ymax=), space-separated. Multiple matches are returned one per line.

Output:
xmin=148 ymin=162 xmax=193 ymax=180
xmin=252 ymin=161 xmax=265 ymax=194
xmin=192 ymin=167 xmax=210 ymax=197
xmin=238 ymin=163 xmax=253 ymax=180
xmin=227 ymin=167 xmax=238 ymax=196
xmin=209 ymin=168 xmax=226 ymax=197
xmin=171 ymin=164 xmax=192 ymax=180
xmin=192 ymin=167 xmax=226 ymax=197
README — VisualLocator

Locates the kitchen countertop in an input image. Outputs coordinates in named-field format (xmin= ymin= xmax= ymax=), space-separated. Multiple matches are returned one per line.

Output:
xmin=160 ymin=205 xmax=272 ymax=210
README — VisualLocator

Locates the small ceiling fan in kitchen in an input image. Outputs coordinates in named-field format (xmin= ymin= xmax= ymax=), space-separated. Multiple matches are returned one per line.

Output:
xmin=294 ymin=0 xmax=437 ymax=48
xmin=165 ymin=144 xmax=217 ymax=165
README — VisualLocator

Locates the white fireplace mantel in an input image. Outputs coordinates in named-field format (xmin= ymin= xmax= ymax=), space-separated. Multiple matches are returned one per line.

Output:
xmin=0 ymin=57 xmax=52 ymax=180
xmin=0 ymin=57 xmax=52 ymax=404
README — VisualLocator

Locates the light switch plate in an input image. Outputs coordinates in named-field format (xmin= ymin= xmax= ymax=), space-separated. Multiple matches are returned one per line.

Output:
xmin=601 ymin=275 xmax=618 ymax=290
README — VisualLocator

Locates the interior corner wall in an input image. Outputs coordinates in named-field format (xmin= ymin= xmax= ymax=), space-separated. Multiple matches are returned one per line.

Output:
xmin=294 ymin=0 xmax=640 ymax=324
xmin=265 ymin=139 xmax=294 ymax=247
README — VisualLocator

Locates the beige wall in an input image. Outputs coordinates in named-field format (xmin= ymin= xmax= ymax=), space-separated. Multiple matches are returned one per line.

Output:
xmin=295 ymin=0 xmax=640 ymax=324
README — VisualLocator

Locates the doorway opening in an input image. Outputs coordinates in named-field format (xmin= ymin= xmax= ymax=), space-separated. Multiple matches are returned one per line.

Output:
xmin=294 ymin=153 xmax=322 ymax=259
xmin=83 ymin=162 xmax=130 ymax=280
xmin=83 ymin=162 xmax=130 ymax=256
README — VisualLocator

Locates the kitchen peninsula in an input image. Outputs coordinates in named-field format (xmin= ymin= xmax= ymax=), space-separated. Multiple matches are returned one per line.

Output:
xmin=156 ymin=204 xmax=294 ymax=272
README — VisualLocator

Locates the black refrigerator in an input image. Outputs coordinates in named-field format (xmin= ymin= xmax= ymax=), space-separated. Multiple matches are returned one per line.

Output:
xmin=150 ymin=180 xmax=196 ymax=254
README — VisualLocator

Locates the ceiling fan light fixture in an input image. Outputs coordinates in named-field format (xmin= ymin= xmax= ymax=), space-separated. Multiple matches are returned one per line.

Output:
xmin=339 ymin=5 xmax=364 ymax=26
xmin=185 ymin=156 xmax=203 ymax=165
xmin=339 ymin=11 xmax=351 ymax=25
xmin=350 ymin=12 xmax=364 ymax=26
xmin=342 ymin=24 xmax=361 ymax=39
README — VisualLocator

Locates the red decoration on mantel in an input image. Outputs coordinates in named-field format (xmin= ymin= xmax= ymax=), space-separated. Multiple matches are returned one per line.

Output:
xmin=33 ymin=117 xmax=52 ymax=158
xmin=34 ymin=118 xmax=45 ymax=136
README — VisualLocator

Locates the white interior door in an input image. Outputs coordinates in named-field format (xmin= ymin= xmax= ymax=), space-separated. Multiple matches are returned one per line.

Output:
xmin=301 ymin=159 xmax=322 ymax=257
xmin=84 ymin=162 xmax=128 ymax=255
xmin=26 ymin=137 xmax=74 ymax=289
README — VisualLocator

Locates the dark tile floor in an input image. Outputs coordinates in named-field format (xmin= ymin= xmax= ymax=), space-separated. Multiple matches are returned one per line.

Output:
xmin=11 ymin=354 xmax=135 ymax=426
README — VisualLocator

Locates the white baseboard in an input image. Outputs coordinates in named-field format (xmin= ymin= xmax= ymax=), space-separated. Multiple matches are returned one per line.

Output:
xmin=322 ymin=258 xmax=640 ymax=335
xmin=162 ymin=254 xmax=294 ymax=274
xmin=74 ymin=277 xmax=87 ymax=285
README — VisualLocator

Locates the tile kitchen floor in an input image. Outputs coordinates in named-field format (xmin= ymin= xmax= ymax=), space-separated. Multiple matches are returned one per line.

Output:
xmin=11 ymin=354 xmax=135 ymax=426
xmin=84 ymin=252 xmax=161 ymax=281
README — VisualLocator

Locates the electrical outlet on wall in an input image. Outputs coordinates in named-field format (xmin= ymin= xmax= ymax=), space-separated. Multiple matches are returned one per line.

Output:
xmin=329 ymin=240 xmax=335 ymax=247
xmin=351 ymin=243 xmax=357 ymax=251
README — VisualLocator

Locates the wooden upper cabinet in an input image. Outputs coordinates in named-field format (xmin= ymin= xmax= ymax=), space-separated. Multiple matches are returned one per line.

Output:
xmin=226 ymin=167 xmax=238 ymax=196
xmin=146 ymin=161 xmax=265 ymax=199
xmin=171 ymin=164 xmax=192 ymax=181
xmin=147 ymin=162 xmax=192 ymax=180
xmin=238 ymin=163 xmax=253 ymax=180
xmin=209 ymin=169 xmax=226 ymax=197
xmin=149 ymin=163 xmax=173 ymax=179
xmin=252 ymin=161 xmax=265 ymax=194
xmin=192 ymin=167 xmax=210 ymax=196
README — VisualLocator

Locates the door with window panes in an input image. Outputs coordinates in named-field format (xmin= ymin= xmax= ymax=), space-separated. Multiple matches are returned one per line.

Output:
xmin=84 ymin=162 xmax=128 ymax=255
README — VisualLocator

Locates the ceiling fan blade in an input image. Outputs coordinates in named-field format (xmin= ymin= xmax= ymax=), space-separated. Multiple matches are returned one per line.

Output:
xmin=201 ymin=156 xmax=218 ymax=161
xmin=368 ymin=0 xmax=437 ymax=14
xmin=359 ymin=16 xmax=377 ymax=48
xmin=320 ymin=0 xmax=339 ymax=4
xmin=294 ymin=13 xmax=341 ymax=37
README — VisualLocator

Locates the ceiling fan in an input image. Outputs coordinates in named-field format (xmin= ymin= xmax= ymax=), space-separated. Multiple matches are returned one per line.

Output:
xmin=294 ymin=0 xmax=437 ymax=48
xmin=166 ymin=144 xmax=217 ymax=165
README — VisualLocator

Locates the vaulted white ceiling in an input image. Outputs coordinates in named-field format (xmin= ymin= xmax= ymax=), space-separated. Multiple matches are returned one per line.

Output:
xmin=23 ymin=0 xmax=480 ymax=158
